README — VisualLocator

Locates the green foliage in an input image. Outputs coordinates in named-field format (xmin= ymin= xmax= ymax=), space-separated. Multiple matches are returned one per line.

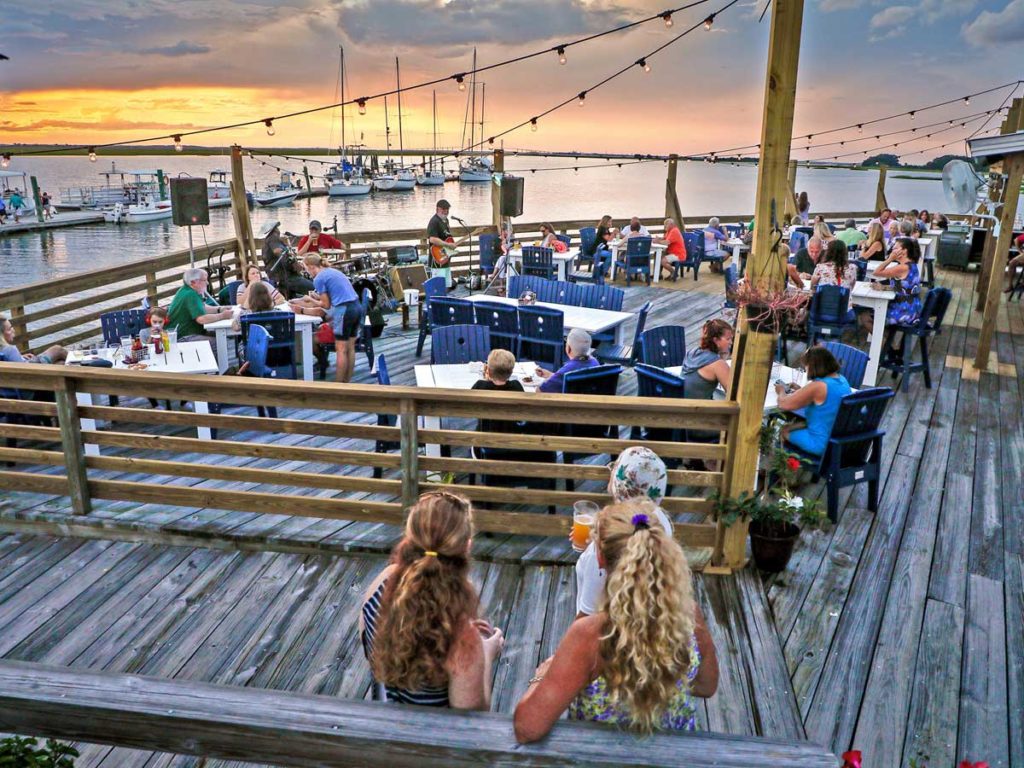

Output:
xmin=862 ymin=153 xmax=901 ymax=168
xmin=922 ymin=154 xmax=981 ymax=171
xmin=0 ymin=737 xmax=79 ymax=767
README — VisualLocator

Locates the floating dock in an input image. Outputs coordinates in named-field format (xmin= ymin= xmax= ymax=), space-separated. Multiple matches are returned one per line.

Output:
xmin=0 ymin=210 xmax=106 ymax=236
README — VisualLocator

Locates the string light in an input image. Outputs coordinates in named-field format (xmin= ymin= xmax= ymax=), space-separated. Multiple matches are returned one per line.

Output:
xmin=578 ymin=91 xmax=587 ymax=107
xmin=0 ymin=154 xmax=10 ymax=169
xmin=488 ymin=136 xmax=495 ymax=145
xmin=88 ymin=148 xmax=97 ymax=162
xmin=456 ymin=75 xmax=466 ymax=91
xmin=909 ymin=111 xmax=916 ymax=120
xmin=530 ymin=118 xmax=538 ymax=132
xmin=964 ymin=96 xmax=970 ymax=106
xmin=638 ymin=58 xmax=651 ymax=73
xmin=173 ymin=135 xmax=183 ymax=152
xmin=703 ymin=14 xmax=715 ymax=30
xmin=264 ymin=119 xmax=275 ymax=136
xmin=357 ymin=98 xmax=367 ymax=115
xmin=857 ymin=124 xmax=863 ymax=133
xmin=556 ymin=46 xmax=567 ymax=65
xmin=663 ymin=11 xmax=674 ymax=27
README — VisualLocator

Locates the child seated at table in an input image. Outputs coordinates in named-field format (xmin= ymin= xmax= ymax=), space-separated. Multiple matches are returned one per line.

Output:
xmin=139 ymin=307 xmax=169 ymax=345
xmin=472 ymin=349 xmax=523 ymax=394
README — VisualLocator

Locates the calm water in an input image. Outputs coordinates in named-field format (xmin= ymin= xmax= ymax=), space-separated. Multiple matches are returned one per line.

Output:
xmin=0 ymin=154 xmax=964 ymax=291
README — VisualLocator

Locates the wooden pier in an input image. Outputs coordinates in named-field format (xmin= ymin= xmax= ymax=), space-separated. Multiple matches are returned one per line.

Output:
xmin=0 ymin=210 xmax=105 ymax=236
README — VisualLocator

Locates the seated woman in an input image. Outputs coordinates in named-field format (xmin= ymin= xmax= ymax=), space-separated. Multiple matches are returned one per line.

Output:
xmin=776 ymin=345 xmax=852 ymax=458
xmin=812 ymin=219 xmax=835 ymax=245
xmin=514 ymin=499 xmax=719 ymax=741
xmin=812 ymin=240 xmax=858 ymax=288
xmin=0 ymin=315 xmax=67 ymax=365
xmin=861 ymin=237 xmax=923 ymax=340
xmin=236 ymin=265 xmax=285 ymax=310
xmin=860 ymin=223 xmax=886 ymax=261
xmin=539 ymin=223 xmax=568 ymax=253
xmin=679 ymin=319 xmax=733 ymax=402
xmin=575 ymin=447 xmax=674 ymax=618
xmin=139 ymin=306 xmax=169 ymax=345
xmin=535 ymin=328 xmax=599 ymax=393
xmin=360 ymin=491 xmax=505 ymax=710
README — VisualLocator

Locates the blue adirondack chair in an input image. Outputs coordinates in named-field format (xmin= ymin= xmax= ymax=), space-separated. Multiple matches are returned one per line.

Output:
xmin=477 ymin=233 xmax=500 ymax=277
xmin=518 ymin=305 xmax=564 ymax=368
xmin=821 ymin=341 xmax=869 ymax=389
xmin=100 ymin=309 xmax=148 ymax=346
xmin=723 ymin=265 xmax=738 ymax=309
xmin=522 ymin=246 xmax=556 ymax=280
xmin=671 ymin=232 xmax=703 ymax=281
xmin=431 ymin=324 xmax=491 ymax=365
xmin=240 ymin=311 xmax=297 ymax=379
xmin=561 ymin=364 xmax=623 ymax=490
xmin=879 ymin=287 xmax=952 ymax=392
xmin=473 ymin=300 xmax=519 ymax=353
xmin=638 ymin=326 xmax=687 ymax=368
xmin=595 ymin=301 xmax=651 ymax=366
xmin=372 ymin=354 xmax=400 ymax=478
xmin=807 ymin=285 xmax=856 ymax=345
xmin=631 ymin=363 xmax=687 ymax=444
xmin=415 ymin=276 xmax=447 ymax=358
xmin=614 ymin=236 xmax=653 ymax=286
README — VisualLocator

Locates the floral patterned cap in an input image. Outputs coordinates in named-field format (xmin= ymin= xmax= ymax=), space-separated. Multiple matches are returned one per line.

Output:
xmin=610 ymin=446 xmax=667 ymax=507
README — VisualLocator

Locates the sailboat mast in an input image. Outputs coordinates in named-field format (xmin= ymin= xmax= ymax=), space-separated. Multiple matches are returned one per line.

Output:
xmin=432 ymin=91 xmax=437 ymax=171
xmin=469 ymin=48 xmax=477 ymax=151
xmin=395 ymin=57 xmax=404 ymax=156
xmin=384 ymin=95 xmax=391 ymax=165
xmin=480 ymin=83 xmax=485 ymax=147
xmin=339 ymin=46 xmax=346 ymax=154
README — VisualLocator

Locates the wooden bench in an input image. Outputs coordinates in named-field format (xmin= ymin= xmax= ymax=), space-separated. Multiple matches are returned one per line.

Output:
xmin=0 ymin=660 xmax=837 ymax=767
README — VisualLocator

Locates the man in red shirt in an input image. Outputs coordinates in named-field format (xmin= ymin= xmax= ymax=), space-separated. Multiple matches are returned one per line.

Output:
xmin=296 ymin=220 xmax=345 ymax=256
xmin=655 ymin=217 xmax=687 ymax=281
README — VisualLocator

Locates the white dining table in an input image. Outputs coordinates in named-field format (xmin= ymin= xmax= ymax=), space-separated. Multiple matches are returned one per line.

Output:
xmin=606 ymin=239 xmax=668 ymax=284
xmin=504 ymin=247 xmax=577 ymax=285
xmin=462 ymin=293 xmax=633 ymax=345
xmin=726 ymin=237 xmax=750 ymax=264
xmin=67 ymin=340 xmax=219 ymax=455
xmin=205 ymin=303 xmax=321 ymax=381
xmin=414 ymin=361 xmax=538 ymax=457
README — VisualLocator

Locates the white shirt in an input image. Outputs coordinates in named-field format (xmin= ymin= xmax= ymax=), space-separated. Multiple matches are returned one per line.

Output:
xmin=621 ymin=224 xmax=651 ymax=238
xmin=575 ymin=506 xmax=674 ymax=615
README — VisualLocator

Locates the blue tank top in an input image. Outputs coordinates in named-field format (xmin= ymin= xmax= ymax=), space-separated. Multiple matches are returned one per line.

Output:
xmin=790 ymin=374 xmax=851 ymax=456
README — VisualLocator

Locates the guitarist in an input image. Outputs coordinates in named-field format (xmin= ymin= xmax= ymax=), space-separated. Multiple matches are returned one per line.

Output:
xmin=426 ymin=199 xmax=456 ymax=289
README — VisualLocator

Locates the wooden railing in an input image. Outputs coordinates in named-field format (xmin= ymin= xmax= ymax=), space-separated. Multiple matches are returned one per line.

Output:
xmin=0 ymin=363 xmax=739 ymax=565
xmin=0 ymin=660 xmax=837 ymax=767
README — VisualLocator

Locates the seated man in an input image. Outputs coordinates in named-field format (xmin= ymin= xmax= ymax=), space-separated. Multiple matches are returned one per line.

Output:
xmin=261 ymin=220 xmax=315 ymax=298
xmin=536 ymin=328 xmax=599 ymax=393
xmin=793 ymin=236 xmax=823 ymax=281
xmin=620 ymin=216 xmax=650 ymax=239
xmin=655 ymin=217 xmax=687 ymax=281
xmin=167 ymin=268 xmax=233 ymax=344
xmin=0 ymin=315 xmax=67 ymax=365
xmin=837 ymin=219 xmax=867 ymax=249
xmin=702 ymin=217 xmax=730 ymax=272
xmin=296 ymin=219 xmax=345 ymax=256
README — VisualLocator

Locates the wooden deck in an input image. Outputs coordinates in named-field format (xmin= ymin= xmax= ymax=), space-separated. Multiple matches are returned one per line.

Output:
xmin=1 ymin=265 xmax=1021 ymax=766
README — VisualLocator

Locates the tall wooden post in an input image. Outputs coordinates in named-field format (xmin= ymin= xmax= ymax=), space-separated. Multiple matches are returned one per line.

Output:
xmin=874 ymin=166 xmax=889 ymax=213
xmin=974 ymin=115 xmax=1024 ymax=371
xmin=975 ymin=98 xmax=1022 ymax=309
xmin=490 ymin=148 xmax=505 ymax=232
xmin=230 ymin=145 xmax=256 ymax=272
xmin=784 ymin=160 xmax=797 ymax=220
xmin=719 ymin=0 xmax=804 ymax=569
xmin=665 ymin=155 xmax=683 ymax=223
xmin=55 ymin=380 xmax=91 ymax=516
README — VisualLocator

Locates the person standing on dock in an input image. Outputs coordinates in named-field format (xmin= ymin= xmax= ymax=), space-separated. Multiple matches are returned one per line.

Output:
xmin=302 ymin=254 xmax=363 ymax=383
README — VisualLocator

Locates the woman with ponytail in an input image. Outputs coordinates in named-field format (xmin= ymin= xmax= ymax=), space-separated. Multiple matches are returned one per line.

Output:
xmin=515 ymin=500 xmax=718 ymax=741
xmin=360 ymin=492 xmax=504 ymax=710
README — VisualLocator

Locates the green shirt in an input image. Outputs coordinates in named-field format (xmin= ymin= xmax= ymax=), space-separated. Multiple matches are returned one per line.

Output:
xmin=837 ymin=228 xmax=866 ymax=248
xmin=167 ymin=284 xmax=216 ymax=338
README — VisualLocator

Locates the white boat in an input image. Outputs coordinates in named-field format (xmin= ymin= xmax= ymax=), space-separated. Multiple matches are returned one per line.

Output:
xmin=457 ymin=51 xmax=492 ymax=183
xmin=0 ymin=170 xmax=38 ymax=220
xmin=206 ymin=171 xmax=233 ymax=207
xmin=60 ymin=165 xmax=164 ymax=210
xmin=459 ymin=159 xmax=492 ymax=183
xmin=324 ymin=47 xmax=372 ymax=198
xmin=328 ymin=174 xmax=372 ymax=196
xmin=416 ymin=170 xmax=445 ymax=186
xmin=371 ymin=91 xmax=414 ymax=192
xmin=103 ymin=195 xmax=173 ymax=224
xmin=255 ymin=172 xmax=301 ymax=207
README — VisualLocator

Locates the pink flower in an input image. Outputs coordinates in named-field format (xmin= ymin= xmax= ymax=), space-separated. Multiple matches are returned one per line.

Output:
xmin=841 ymin=752 xmax=862 ymax=768
xmin=786 ymin=457 xmax=801 ymax=472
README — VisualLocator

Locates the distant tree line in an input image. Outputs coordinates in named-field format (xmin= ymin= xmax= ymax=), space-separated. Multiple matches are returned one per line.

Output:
xmin=861 ymin=153 xmax=985 ymax=170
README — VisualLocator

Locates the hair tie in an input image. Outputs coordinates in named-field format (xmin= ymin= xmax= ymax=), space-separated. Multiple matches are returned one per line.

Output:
xmin=631 ymin=513 xmax=651 ymax=531
xmin=423 ymin=550 xmax=438 ymax=558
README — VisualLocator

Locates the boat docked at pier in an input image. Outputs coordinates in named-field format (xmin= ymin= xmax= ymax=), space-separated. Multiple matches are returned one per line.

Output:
xmin=0 ymin=170 xmax=38 ymax=220
xmin=254 ymin=172 xmax=301 ymax=207
xmin=58 ymin=164 xmax=166 ymax=211
xmin=416 ymin=91 xmax=446 ymax=187
xmin=206 ymin=171 xmax=233 ymax=207
xmin=324 ymin=47 xmax=372 ymax=198
xmin=103 ymin=194 xmax=173 ymax=223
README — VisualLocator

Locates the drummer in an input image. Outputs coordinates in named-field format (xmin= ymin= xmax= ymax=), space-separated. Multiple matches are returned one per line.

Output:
xmin=296 ymin=220 xmax=346 ymax=257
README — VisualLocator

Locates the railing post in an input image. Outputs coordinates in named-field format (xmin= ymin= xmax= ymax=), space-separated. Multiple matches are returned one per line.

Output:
xmin=9 ymin=302 xmax=28 ymax=349
xmin=399 ymin=399 xmax=419 ymax=509
xmin=145 ymin=271 xmax=159 ymax=308
xmin=54 ymin=378 xmax=91 ymax=516
xmin=874 ymin=166 xmax=888 ymax=213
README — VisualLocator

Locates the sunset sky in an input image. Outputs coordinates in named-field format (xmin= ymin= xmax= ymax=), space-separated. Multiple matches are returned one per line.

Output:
xmin=1 ymin=0 xmax=1020 ymax=158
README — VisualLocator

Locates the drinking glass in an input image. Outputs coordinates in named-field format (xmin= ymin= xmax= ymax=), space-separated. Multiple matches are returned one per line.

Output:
xmin=120 ymin=335 xmax=132 ymax=350
xmin=166 ymin=329 xmax=178 ymax=348
xmin=571 ymin=500 xmax=601 ymax=553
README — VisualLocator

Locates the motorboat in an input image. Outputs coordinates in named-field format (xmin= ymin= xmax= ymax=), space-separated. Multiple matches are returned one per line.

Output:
xmin=103 ymin=194 xmax=173 ymax=224
xmin=59 ymin=164 xmax=164 ymax=210
xmin=0 ymin=169 xmax=38 ymax=220
xmin=254 ymin=172 xmax=301 ymax=207
xmin=206 ymin=171 xmax=233 ymax=207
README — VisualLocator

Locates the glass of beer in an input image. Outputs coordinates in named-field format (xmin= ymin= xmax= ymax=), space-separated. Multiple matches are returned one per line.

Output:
xmin=571 ymin=500 xmax=600 ymax=552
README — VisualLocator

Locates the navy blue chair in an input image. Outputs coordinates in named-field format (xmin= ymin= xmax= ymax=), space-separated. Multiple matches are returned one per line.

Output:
xmin=478 ymin=233 xmax=500 ymax=277
xmin=672 ymin=232 xmax=703 ymax=281
xmin=415 ymin=275 xmax=447 ymax=357
xmin=561 ymin=364 xmax=623 ymax=489
xmin=789 ymin=388 xmax=895 ymax=522
xmin=632 ymin=363 xmax=687 ymax=443
xmin=789 ymin=231 xmax=808 ymax=254
xmin=592 ymin=284 xmax=624 ymax=311
xmin=535 ymin=279 xmax=560 ymax=305
xmin=723 ymin=265 xmax=738 ymax=309
xmin=522 ymin=246 xmax=556 ymax=280
xmin=216 ymin=279 xmax=244 ymax=306
xmin=807 ymin=285 xmax=856 ymax=346
xmin=576 ymin=227 xmax=598 ymax=270
xmin=614 ymin=236 xmax=653 ymax=286
xmin=555 ymin=233 xmax=572 ymax=249
xmin=821 ymin=341 xmax=869 ymax=389
xmin=596 ymin=301 xmax=651 ymax=366
xmin=573 ymin=283 xmax=599 ymax=308
xmin=210 ymin=324 xmax=277 ymax=439
xmin=724 ymin=224 xmax=743 ymax=238
xmin=508 ymin=274 xmax=545 ymax=299
xmin=638 ymin=326 xmax=687 ymax=368
xmin=372 ymin=354 xmax=399 ymax=479
xmin=429 ymin=296 xmax=474 ymax=329
xmin=100 ymin=309 xmax=148 ymax=346
xmin=431 ymin=324 xmax=491 ymax=365
xmin=852 ymin=258 xmax=868 ymax=282
xmin=473 ymin=300 xmax=519 ymax=353
xmin=549 ymin=281 xmax=579 ymax=306
xmin=240 ymin=311 xmax=297 ymax=379
xmin=518 ymin=305 xmax=564 ymax=368
xmin=879 ymin=287 xmax=952 ymax=392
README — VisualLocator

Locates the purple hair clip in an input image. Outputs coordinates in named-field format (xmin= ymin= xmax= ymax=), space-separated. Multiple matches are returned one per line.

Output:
xmin=631 ymin=513 xmax=651 ymax=530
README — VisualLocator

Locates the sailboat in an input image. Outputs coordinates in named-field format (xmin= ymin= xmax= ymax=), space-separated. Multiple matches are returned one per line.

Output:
xmin=372 ymin=60 xmax=415 ymax=192
xmin=459 ymin=50 xmax=491 ymax=183
xmin=326 ymin=46 xmax=371 ymax=197
xmin=416 ymin=91 xmax=445 ymax=186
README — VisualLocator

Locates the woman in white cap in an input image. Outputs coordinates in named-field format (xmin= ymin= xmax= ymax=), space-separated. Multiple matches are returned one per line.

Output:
xmin=535 ymin=328 xmax=599 ymax=393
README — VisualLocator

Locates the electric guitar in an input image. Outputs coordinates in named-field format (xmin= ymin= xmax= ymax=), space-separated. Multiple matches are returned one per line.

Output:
xmin=430 ymin=227 xmax=486 ymax=267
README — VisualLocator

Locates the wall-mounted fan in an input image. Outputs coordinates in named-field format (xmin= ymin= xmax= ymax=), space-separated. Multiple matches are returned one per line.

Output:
xmin=943 ymin=159 xmax=1005 ymax=234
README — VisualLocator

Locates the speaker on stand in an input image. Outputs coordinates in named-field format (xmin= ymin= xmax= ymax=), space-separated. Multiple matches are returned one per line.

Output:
xmin=170 ymin=177 xmax=211 ymax=267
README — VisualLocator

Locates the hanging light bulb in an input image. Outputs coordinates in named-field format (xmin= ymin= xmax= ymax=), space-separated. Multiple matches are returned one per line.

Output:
xmin=530 ymin=118 xmax=538 ymax=133
xmin=638 ymin=58 xmax=650 ymax=73
xmin=456 ymin=75 xmax=466 ymax=91
xmin=963 ymin=96 xmax=970 ymax=106
xmin=264 ymin=119 xmax=275 ymax=136
xmin=556 ymin=46 xmax=567 ymax=65
xmin=577 ymin=91 xmax=586 ymax=107
xmin=246 ymin=150 xmax=254 ymax=159
xmin=173 ymin=135 xmax=183 ymax=152
xmin=662 ymin=11 xmax=674 ymax=27
xmin=574 ymin=167 xmax=578 ymax=174
xmin=857 ymin=124 xmax=863 ymax=133
xmin=88 ymin=148 xmax=97 ymax=162
xmin=909 ymin=111 xmax=916 ymax=121
xmin=703 ymin=14 xmax=715 ymax=30
xmin=357 ymin=98 xmax=367 ymax=115
xmin=487 ymin=136 xmax=494 ymax=146
xmin=0 ymin=153 xmax=10 ymax=169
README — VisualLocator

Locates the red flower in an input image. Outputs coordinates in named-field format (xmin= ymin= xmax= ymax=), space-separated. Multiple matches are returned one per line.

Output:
xmin=959 ymin=762 xmax=990 ymax=768
xmin=841 ymin=752 xmax=862 ymax=768
xmin=786 ymin=457 xmax=801 ymax=472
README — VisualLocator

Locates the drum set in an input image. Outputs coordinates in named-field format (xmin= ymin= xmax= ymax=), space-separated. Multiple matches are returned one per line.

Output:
xmin=319 ymin=248 xmax=396 ymax=311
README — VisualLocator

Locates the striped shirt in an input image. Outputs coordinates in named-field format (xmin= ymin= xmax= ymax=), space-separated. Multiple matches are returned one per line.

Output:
xmin=361 ymin=579 xmax=451 ymax=707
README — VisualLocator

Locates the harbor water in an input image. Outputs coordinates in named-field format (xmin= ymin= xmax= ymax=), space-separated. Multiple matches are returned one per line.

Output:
xmin=0 ymin=154 xmax=957 ymax=291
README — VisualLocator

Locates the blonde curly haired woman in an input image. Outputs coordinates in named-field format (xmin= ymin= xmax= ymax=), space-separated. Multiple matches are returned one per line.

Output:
xmin=360 ymin=492 xmax=504 ymax=710
xmin=514 ymin=500 xmax=718 ymax=741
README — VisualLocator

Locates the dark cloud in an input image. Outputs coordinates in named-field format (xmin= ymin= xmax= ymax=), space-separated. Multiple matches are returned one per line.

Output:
xmin=141 ymin=41 xmax=211 ymax=57
xmin=338 ymin=0 xmax=631 ymax=49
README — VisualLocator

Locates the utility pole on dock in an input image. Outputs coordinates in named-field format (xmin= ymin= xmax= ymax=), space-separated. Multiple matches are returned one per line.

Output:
xmin=719 ymin=0 xmax=805 ymax=569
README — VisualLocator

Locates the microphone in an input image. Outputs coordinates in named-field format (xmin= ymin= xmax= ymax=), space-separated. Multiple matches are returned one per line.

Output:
xmin=451 ymin=216 xmax=466 ymax=225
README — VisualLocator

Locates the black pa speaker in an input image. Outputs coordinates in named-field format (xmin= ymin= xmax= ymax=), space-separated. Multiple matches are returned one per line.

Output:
xmin=386 ymin=245 xmax=420 ymax=265
xmin=170 ymin=177 xmax=210 ymax=226
xmin=500 ymin=175 xmax=524 ymax=218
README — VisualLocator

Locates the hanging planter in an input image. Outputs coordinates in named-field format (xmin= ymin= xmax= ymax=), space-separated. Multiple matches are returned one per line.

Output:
xmin=730 ymin=282 xmax=809 ymax=335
